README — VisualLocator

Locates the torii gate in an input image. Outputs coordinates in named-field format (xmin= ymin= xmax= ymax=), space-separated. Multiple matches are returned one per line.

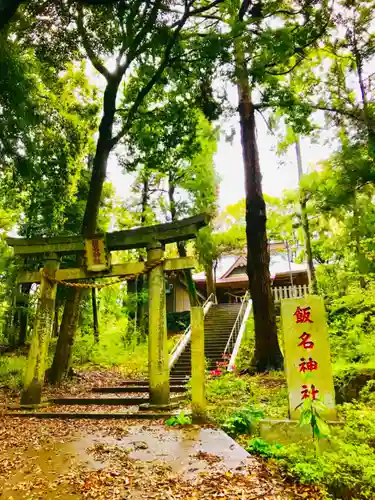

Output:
xmin=7 ymin=214 xmax=208 ymax=409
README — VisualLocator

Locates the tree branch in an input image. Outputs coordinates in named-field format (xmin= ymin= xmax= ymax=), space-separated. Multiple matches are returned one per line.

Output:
xmin=171 ymin=0 xmax=224 ymax=27
xmin=110 ymin=5 xmax=191 ymax=146
xmin=255 ymin=108 xmax=275 ymax=135
xmin=264 ymin=8 xmax=303 ymax=18
xmin=76 ymin=4 xmax=111 ymax=80
xmin=0 ymin=0 xmax=25 ymax=31
xmin=127 ymin=0 xmax=162 ymax=59
xmin=313 ymin=105 xmax=363 ymax=122
xmin=189 ymin=0 xmax=223 ymax=16
xmin=256 ymin=100 xmax=364 ymax=124
xmin=265 ymin=57 xmax=305 ymax=75
xmin=194 ymin=13 xmax=222 ymax=21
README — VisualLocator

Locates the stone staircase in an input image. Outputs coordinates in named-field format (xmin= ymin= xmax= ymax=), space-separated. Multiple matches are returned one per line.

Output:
xmin=170 ymin=303 xmax=242 ymax=378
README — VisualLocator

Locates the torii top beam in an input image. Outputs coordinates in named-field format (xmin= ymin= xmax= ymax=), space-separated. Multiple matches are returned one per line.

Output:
xmin=7 ymin=214 xmax=209 ymax=256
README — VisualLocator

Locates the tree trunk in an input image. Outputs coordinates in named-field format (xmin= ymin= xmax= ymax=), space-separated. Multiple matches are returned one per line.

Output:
xmin=178 ymin=242 xmax=199 ymax=306
xmin=0 ymin=0 xmax=24 ymax=31
xmin=53 ymin=297 xmax=59 ymax=338
xmin=295 ymin=138 xmax=317 ymax=294
xmin=353 ymin=196 xmax=366 ymax=288
xmin=352 ymin=16 xmax=375 ymax=159
xmin=9 ymin=283 xmax=32 ymax=347
xmin=82 ymin=75 xmax=121 ymax=236
xmin=49 ymin=288 xmax=83 ymax=384
xmin=92 ymin=288 xmax=99 ymax=342
xmin=204 ymin=261 xmax=215 ymax=297
xmin=236 ymin=43 xmax=283 ymax=372
xmin=16 ymin=283 xmax=31 ymax=346
xmin=51 ymin=75 xmax=122 ymax=384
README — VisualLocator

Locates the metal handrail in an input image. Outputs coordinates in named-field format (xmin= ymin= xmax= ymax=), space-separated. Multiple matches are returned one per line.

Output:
xmin=169 ymin=292 xmax=216 ymax=369
xmin=223 ymin=291 xmax=251 ymax=369
xmin=227 ymin=299 xmax=252 ymax=371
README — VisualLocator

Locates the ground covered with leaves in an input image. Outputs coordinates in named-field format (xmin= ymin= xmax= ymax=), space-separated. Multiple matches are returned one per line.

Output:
xmin=1 ymin=371 xmax=154 ymax=415
xmin=0 ymin=369 xmax=324 ymax=500
xmin=0 ymin=415 xmax=324 ymax=500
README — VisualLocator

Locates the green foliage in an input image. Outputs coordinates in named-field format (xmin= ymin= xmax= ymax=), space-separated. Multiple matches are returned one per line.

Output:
xmin=166 ymin=312 xmax=190 ymax=333
xmin=298 ymin=399 xmax=331 ymax=441
xmin=214 ymin=200 xmax=246 ymax=253
xmin=222 ymin=407 xmax=264 ymax=438
xmin=206 ymin=373 xmax=250 ymax=402
xmin=165 ymin=411 xmax=192 ymax=427
xmin=72 ymin=318 xmax=148 ymax=377
xmin=326 ymin=287 xmax=375 ymax=366
xmin=206 ymin=373 xmax=289 ymax=425
xmin=247 ymin=438 xmax=284 ymax=459
xmin=359 ymin=380 xmax=375 ymax=405
xmin=277 ymin=405 xmax=375 ymax=499
xmin=246 ymin=402 xmax=375 ymax=499
xmin=0 ymin=355 xmax=27 ymax=390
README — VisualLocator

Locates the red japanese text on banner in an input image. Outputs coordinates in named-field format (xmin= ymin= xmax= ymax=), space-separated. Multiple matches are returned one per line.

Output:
xmin=281 ymin=296 xmax=337 ymax=420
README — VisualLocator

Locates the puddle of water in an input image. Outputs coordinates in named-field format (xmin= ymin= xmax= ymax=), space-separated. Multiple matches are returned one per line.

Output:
xmin=0 ymin=438 xmax=104 ymax=499
xmin=0 ymin=423 xmax=251 ymax=498
xmin=83 ymin=424 xmax=251 ymax=479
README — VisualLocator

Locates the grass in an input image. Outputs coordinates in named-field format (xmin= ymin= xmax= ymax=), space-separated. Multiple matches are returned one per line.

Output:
xmin=0 ymin=354 xmax=27 ymax=390
xmin=72 ymin=317 xmax=180 ymax=377
xmin=72 ymin=317 xmax=149 ymax=377
xmin=206 ymin=371 xmax=289 ymax=424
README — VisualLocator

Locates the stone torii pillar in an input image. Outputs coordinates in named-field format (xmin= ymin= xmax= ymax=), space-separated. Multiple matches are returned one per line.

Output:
xmin=8 ymin=215 xmax=209 ymax=406
xmin=21 ymin=253 xmax=60 ymax=405
xmin=147 ymin=243 xmax=170 ymax=406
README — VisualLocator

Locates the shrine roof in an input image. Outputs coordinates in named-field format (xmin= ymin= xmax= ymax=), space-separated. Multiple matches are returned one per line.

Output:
xmin=193 ymin=247 xmax=308 ymax=284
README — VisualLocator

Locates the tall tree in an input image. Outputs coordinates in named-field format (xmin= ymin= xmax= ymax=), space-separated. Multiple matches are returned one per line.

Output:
xmin=0 ymin=0 xmax=137 ymax=31
xmin=121 ymin=87 xmax=218 ymax=303
xmin=0 ymin=39 xmax=98 ymax=346
xmin=218 ymin=0 xmax=330 ymax=370
xmin=301 ymin=138 xmax=375 ymax=289
xmin=45 ymin=0 xmax=223 ymax=382
xmin=294 ymin=138 xmax=317 ymax=293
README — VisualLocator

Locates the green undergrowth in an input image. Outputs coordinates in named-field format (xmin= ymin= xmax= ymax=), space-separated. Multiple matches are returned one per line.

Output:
xmin=210 ymin=371 xmax=375 ymax=499
xmin=165 ymin=411 xmax=192 ymax=426
xmin=326 ymin=287 xmax=375 ymax=367
xmin=0 ymin=354 xmax=27 ymax=390
xmin=72 ymin=317 xmax=178 ymax=377
xmin=206 ymin=372 xmax=289 ymax=424
xmin=72 ymin=317 xmax=149 ymax=376
xmin=247 ymin=400 xmax=375 ymax=500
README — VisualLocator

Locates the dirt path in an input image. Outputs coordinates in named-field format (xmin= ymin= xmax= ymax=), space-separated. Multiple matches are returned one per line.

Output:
xmin=0 ymin=415 xmax=324 ymax=499
xmin=0 ymin=373 xmax=323 ymax=499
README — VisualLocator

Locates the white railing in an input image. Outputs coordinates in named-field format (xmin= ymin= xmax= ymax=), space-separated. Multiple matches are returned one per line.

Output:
xmin=223 ymin=292 xmax=252 ymax=372
xmin=273 ymin=284 xmax=310 ymax=303
xmin=169 ymin=293 xmax=217 ymax=370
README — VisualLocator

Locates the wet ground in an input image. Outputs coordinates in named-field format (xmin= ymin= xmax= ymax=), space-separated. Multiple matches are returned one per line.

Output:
xmin=0 ymin=415 xmax=324 ymax=499
xmin=0 ymin=373 xmax=323 ymax=499
xmin=0 ymin=420 xmax=253 ymax=499
xmin=83 ymin=424 xmax=252 ymax=478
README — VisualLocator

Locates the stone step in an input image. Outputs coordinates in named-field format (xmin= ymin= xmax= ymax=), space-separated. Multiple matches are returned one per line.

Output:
xmin=171 ymin=304 xmax=240 ymax=376
xmin=206 ymin=316 xmax=239 ymax=319
xmin=118 ymin=379 xmax=187 ymax=386
xmin=92 ymin=386 xmax=188 ymax=394
xmin=205 ymin=321 xmax=238 ymax=325
xmin=51 ymin=395 xmax=186 ymax=406
xmin=5 ymin=411 xmax=183 ymax=420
